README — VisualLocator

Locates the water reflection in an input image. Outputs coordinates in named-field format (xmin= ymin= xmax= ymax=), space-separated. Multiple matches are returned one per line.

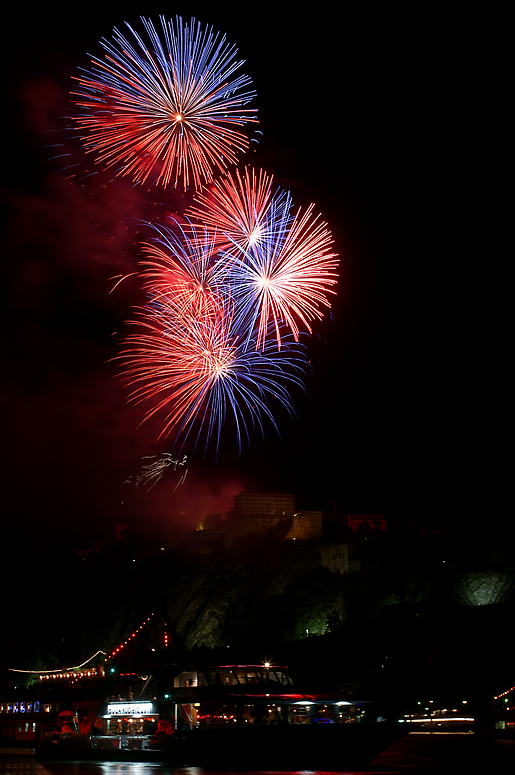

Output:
xmin=0 ymin=756 xmax=185 ymax=775
xmin=0 ymin=756 xmax=354 ymax=775
xmin=2 ymin=738 xmax=515 ymax=774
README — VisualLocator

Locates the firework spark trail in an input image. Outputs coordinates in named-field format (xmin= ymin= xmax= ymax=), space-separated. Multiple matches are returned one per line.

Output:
xmin=108 ymin=272 xmax=139 ymax=294
xmin=185 ymin=167 xmax=293 ymax=254
xmin=173 ymin=466 xmax=189 ymax=492
xmin=126 ymin=452 xmax=188 ymax=488
xmin=71 ymin=16 xmax=257 ymax=189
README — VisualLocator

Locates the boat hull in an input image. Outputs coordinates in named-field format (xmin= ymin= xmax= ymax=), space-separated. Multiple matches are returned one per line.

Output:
xmin=37 ymin=721 xmax=404 ymax=769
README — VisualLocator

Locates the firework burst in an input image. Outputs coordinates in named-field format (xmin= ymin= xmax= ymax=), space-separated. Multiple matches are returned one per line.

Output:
xmin=118 ymin=289 xmax=307 ymax=454
xmin=139 ymin=220 xmax=220 ymax=320
xmin=67 ymin=16 xmax=339 ymax=462
xmin=71 ymin=16 xmax=257 ymax=189
xmin=117 ymin=175 xmax=336 ymax=448
xmin=185 ymin=167 xmax=293 ymax=254
xmin=219 ymin=201 xmax=339 ymax=349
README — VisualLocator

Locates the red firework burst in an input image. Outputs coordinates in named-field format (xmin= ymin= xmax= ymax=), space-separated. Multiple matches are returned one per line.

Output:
xmin=71 ymin=17 xmax=257 ymax=189
xmin=185 ymin=167 xmax=292 ymax=254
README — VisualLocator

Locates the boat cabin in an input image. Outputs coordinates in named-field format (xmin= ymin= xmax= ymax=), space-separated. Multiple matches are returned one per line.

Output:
xmin=90 ymin=701 xmax=162 ymax=751
xmin=169 ymin=664 xmax=364 ymax=730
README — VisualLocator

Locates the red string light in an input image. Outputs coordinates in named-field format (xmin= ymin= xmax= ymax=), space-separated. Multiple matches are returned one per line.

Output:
xmin=106 ymin=613 xmax=155 ymax=659
xmin=494 ymin=684 xmax=515 ymax=700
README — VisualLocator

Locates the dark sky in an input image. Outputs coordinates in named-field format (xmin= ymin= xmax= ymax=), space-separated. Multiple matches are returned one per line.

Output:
xmin=0 ymin=3 xmax=507 ymax=559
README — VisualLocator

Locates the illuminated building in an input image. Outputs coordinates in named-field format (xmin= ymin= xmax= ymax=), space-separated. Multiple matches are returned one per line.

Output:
xmin=286 ymin=511 xmax=323 ymax=540
xmin=319 ymin=543 xmax=360 ymax=574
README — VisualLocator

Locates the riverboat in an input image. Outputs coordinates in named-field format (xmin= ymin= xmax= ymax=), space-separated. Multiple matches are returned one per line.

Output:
xmin=26 ymin=661 xmax=403 ymax=768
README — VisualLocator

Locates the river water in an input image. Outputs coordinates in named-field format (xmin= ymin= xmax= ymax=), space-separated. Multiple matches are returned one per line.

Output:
xmin=1 ymin=735 xmax=515 ymax=774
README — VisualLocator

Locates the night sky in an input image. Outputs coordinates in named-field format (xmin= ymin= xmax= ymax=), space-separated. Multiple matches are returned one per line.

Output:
xmin=0 ymin=2 xmax=506 ymax=569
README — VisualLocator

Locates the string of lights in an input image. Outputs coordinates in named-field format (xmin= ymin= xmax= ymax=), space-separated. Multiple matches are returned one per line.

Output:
xmin=494 ymin=684 xmax=515 ymax=700
xmin=106 ymin=613 xmax=155 ymax=659
xmin=7 ymin=613 xmax=168 ymax=681
xmin=8 ymin=650 xmax=107 ymax=674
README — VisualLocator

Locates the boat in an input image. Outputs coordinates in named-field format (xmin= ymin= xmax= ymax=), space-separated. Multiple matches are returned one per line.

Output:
xmin=30 ymin=661 xmax=403 ymax=768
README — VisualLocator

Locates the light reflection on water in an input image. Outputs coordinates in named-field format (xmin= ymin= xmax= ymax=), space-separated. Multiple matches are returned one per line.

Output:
xmin=0 ymin=754 xmax=361 ymax=775
xmin=0 ymin=758 xmax=335 ymax=775
xmin=2 ymin=738 xmax=515 ymax=775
